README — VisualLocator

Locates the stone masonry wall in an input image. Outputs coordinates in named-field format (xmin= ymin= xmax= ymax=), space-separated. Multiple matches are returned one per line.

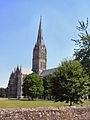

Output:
xmin=0 ymin=106 xmax=90 ymax=120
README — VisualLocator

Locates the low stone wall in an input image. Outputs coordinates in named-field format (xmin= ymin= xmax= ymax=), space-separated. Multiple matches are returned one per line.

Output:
xmin=0 ymin=106 xmax=90 ymax=120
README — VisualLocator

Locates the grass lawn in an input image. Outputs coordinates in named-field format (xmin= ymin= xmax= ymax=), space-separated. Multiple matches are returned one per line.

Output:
xmin=0 ymin=98 xmax=90 ymax=108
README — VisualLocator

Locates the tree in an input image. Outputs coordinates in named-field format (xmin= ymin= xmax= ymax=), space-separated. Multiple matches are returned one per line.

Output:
xmin=43 ymin=74 xmax=52 ymax=100
xmin=22 ymin=73 xmax=44 ymax=100
xmin=51 ymin=59 xmax=89 ymax=106
xmin=72 ymin=18 xmax=90 ymax=98
xmin=0 ymin=88 xmax=6 ymax=97
xmin=72 ymin=18 xmax=90 ymax=76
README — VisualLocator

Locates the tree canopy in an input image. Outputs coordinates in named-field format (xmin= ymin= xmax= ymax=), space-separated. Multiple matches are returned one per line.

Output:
xmin=72 ymin=18 xmax=90 ymax=76
xmin=0 ymin=88 xmax=6 ymax=97
xmin=51 ymin=59 xmax=89 ymax=105
xmin=22 ymin=73 xmax=44 ymax=100
xmin=43 ymin=74 xmax=52 ymax=100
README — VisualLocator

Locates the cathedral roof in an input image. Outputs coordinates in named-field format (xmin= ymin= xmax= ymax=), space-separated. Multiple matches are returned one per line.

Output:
xmin=21 ymin=67 xmax=33 ymax=75
xmin=40 ymin=68 xmax=57 ymax=77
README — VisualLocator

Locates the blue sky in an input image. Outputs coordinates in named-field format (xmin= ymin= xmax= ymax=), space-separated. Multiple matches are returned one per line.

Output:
xmin=0 ymin=0 xmax=90 ymax=87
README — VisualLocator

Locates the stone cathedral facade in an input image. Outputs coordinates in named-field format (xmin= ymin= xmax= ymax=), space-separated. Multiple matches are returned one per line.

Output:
xmin=7 ymin=17 xmax=55 ymax=98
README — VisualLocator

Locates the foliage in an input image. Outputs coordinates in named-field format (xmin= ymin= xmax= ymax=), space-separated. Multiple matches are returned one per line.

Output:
xmin=43 ymin=74 xmax=52 ymax=100
xmin=22 ymin=73 xmax=44 ymax=100
xmin=72 ymin=18 xmax=90 ymax=76
xmin=51 ymin=59 xmax=89 ymax=106
xmin=0 ymin=91 xmax=4 ymax=97
xmin=0 ymin=88 xmax=6 ymax=97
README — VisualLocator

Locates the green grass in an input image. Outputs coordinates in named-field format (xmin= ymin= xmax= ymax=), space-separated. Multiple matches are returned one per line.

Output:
xmin=0 ymin=98 xmax=90 ymax=108
xmin=0 ymin=98 xmax=69 ymax=108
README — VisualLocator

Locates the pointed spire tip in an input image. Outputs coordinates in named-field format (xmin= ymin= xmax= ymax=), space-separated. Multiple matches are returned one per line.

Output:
xmin=40 ymin=16 xmax=42 ymax=20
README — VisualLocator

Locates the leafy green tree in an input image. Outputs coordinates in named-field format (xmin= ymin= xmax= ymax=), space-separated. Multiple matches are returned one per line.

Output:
xmin=43 ymin=74 xmax=52 ymax=100
xmin=0 ymin=88 xmax=6 ymax=97
xmin=0 ymin=91 xmax=4 ymax=97
xmin=72 ymin=18 xmax=90 ymax=76
xmin=72 ymin=18 xmax=90 ymax=98
xmin=22 ymin=73 xmax=44 ymax=100
xmin=51 ymin=59 xmax=89 ymax=106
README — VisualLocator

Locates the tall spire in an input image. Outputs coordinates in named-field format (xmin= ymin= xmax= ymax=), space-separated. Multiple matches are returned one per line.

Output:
xmin=37 ymin=16 xmax=44 ymax=45
xmin=32 ymin=16 xmax=47 ymax=75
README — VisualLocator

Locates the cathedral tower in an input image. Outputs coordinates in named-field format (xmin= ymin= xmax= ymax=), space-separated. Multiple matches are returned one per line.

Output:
xmin=32 ymin=16 xmax=47 ymax=75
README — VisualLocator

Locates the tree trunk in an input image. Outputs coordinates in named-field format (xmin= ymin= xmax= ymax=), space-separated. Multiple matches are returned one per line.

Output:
xmin=70 ymin=101 xmax=72 ymax=106
xmin=31 ymin=97 xmax=34 ymax=100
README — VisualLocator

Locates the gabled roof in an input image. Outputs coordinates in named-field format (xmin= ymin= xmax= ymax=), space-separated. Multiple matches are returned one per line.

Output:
xmin=40 ymin=68 xmax=57 ymax=77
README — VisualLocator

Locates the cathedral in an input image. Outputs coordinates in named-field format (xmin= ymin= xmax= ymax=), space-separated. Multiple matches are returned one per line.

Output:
xmin=7 ymin=17 xmax=56 ymax=98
